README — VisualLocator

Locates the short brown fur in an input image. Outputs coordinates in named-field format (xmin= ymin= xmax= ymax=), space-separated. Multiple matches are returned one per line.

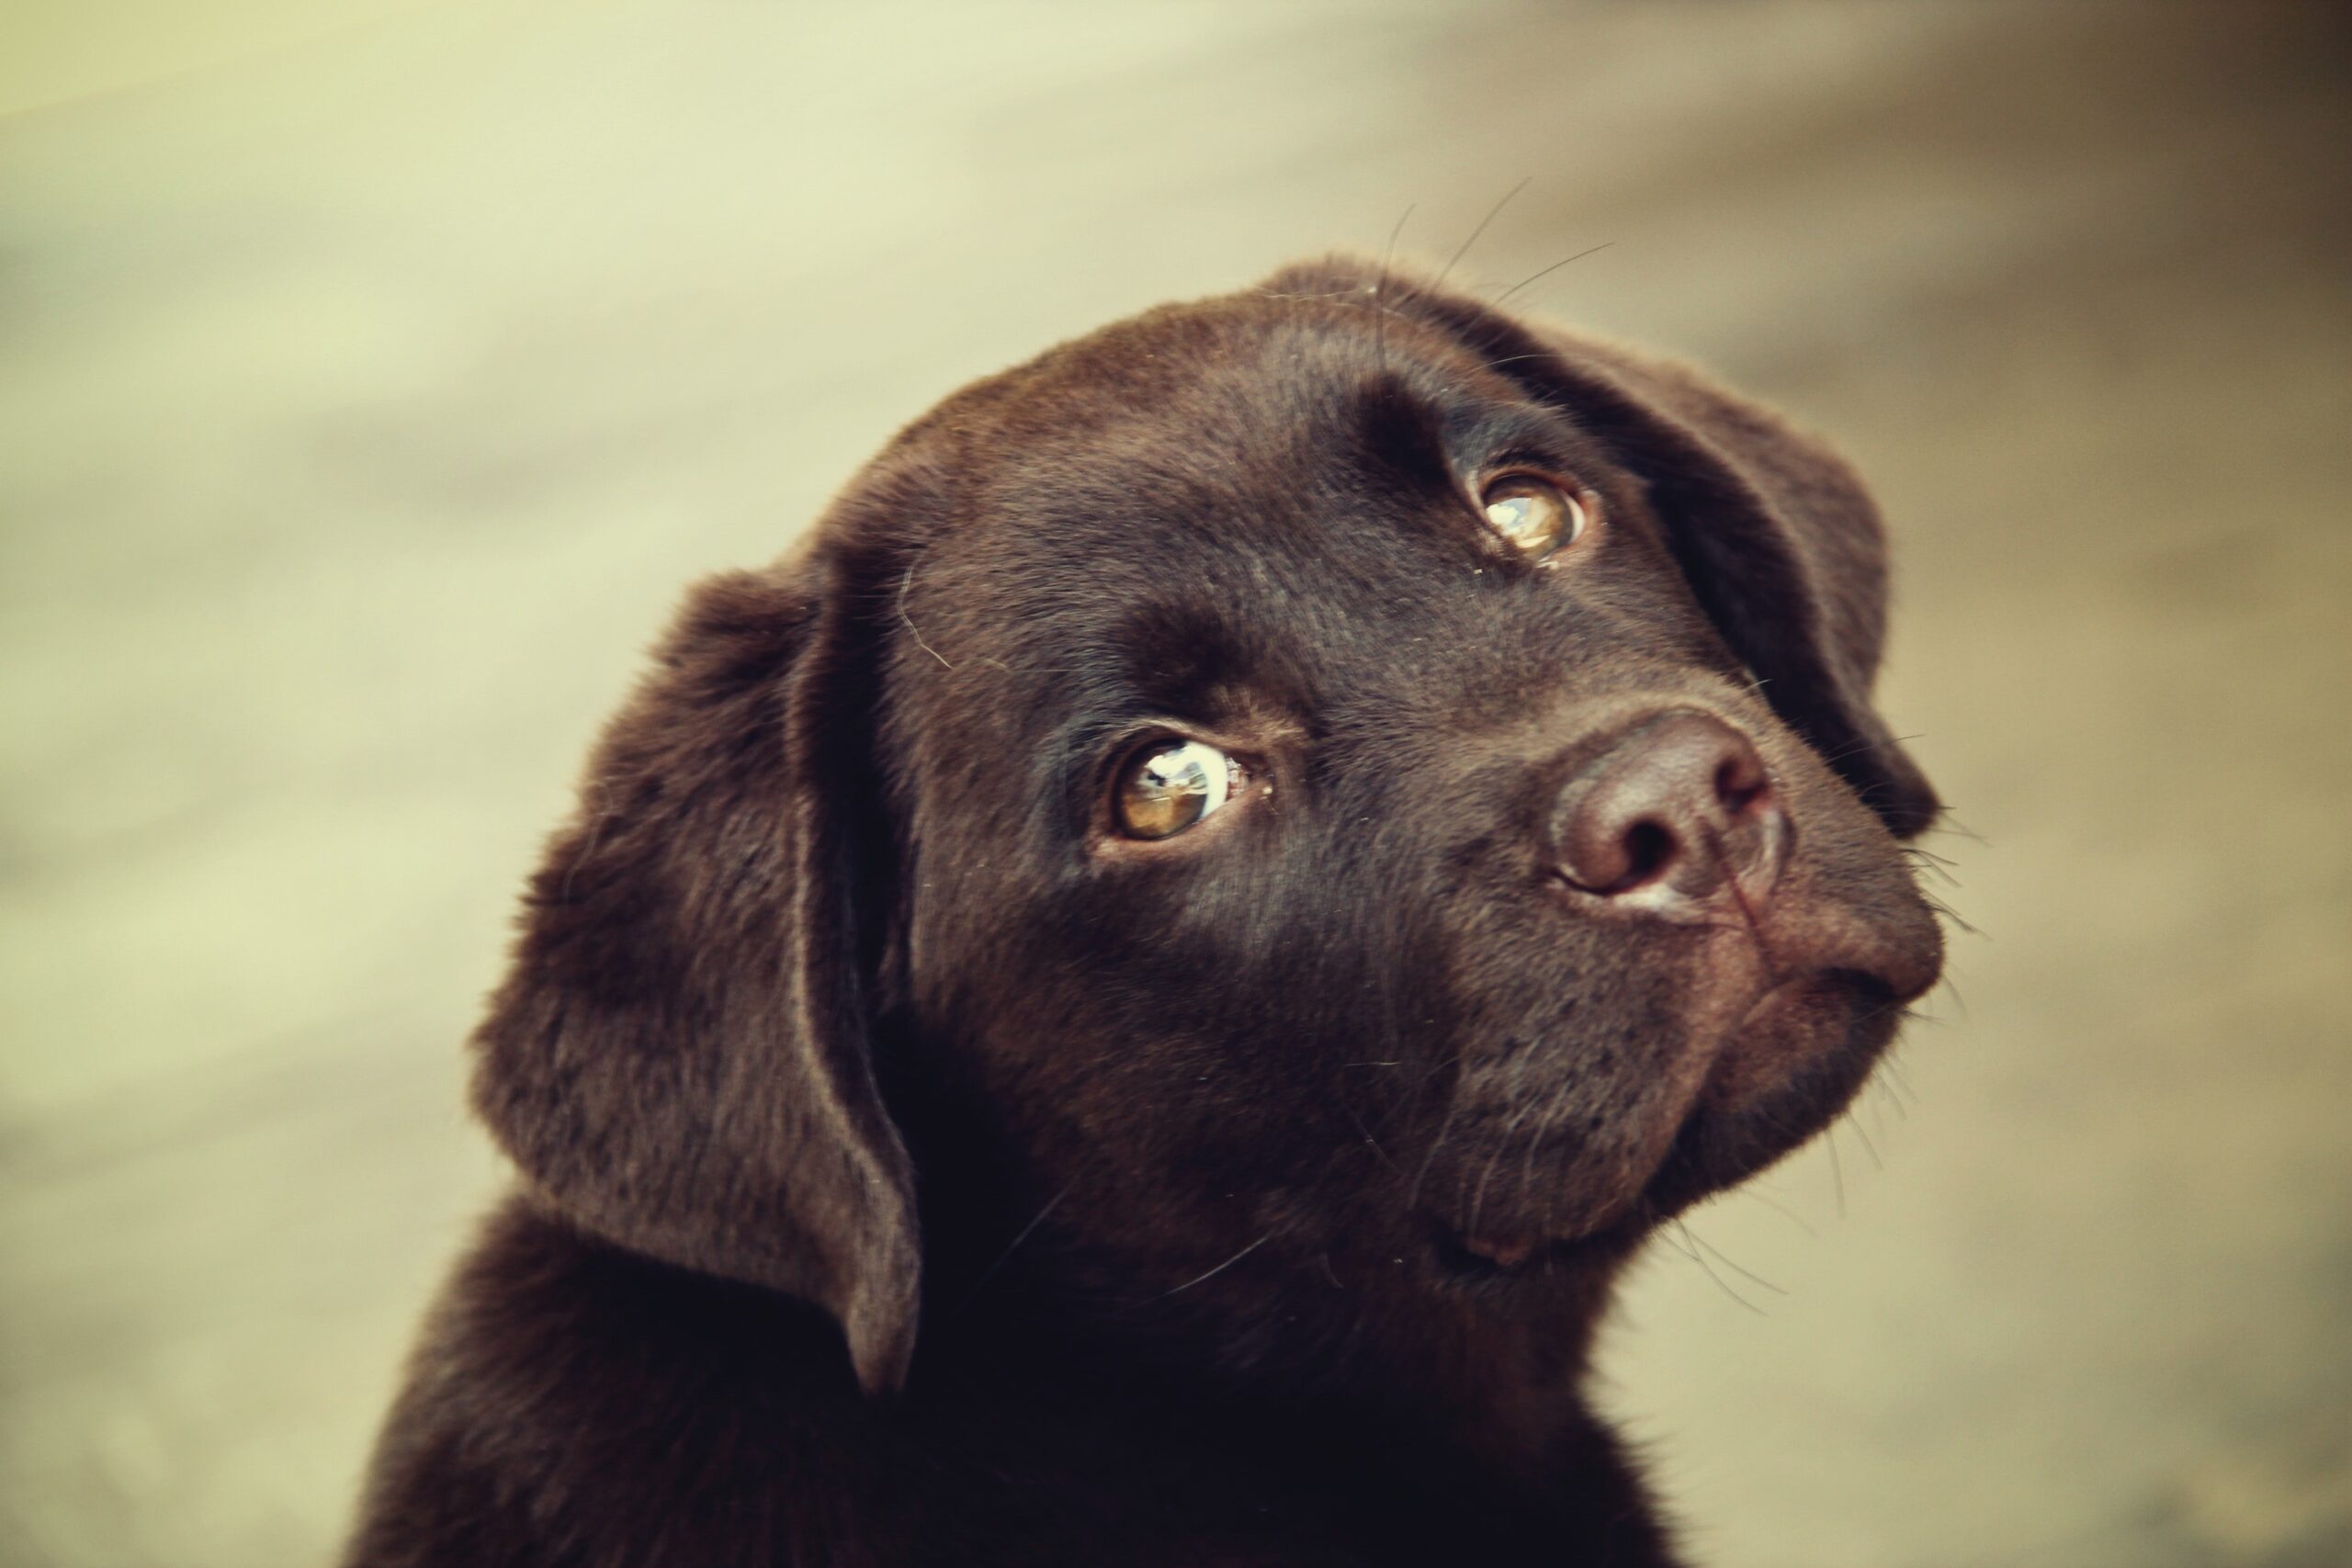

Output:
xmin=345 ymin=260 xmax=1943 ymax=1567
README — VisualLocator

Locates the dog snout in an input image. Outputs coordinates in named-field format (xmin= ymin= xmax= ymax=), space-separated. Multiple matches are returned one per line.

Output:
xmin=1548 ymin=710 xmax=1789 ymax=911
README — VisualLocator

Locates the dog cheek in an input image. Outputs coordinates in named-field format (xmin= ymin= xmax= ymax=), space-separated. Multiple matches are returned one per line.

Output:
xmin=920 ymin=923 xmax=1351 ymax=1246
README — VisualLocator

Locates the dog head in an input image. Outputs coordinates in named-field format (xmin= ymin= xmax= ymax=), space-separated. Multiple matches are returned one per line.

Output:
xmin=470 ymin=258 xmax=1944 ymax=1394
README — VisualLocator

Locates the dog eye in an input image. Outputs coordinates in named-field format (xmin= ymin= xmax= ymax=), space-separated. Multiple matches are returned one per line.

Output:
xmin=1479 ymin=475 xmax=1589 ymax=559
xmin=1113 ymin=739 xmax=1238 ymax=840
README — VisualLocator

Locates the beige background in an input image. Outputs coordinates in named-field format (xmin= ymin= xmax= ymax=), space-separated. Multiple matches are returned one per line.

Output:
xmin=4 ymin=3 xmax=2347 ymax=1564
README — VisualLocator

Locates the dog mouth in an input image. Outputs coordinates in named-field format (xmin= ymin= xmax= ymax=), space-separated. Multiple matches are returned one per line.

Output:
xmin=1419 ymin=967 xmax=1911 ymax=1285
xmin=1635 ymin=967 xmax=1912 ymax=1213
xmin=1428 ymin=1215 xmax=1646 ymax=1288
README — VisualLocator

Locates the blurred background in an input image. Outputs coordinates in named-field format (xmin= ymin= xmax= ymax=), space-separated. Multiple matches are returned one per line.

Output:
xmin=3 ymin=2 xmax=2347 ymax=1563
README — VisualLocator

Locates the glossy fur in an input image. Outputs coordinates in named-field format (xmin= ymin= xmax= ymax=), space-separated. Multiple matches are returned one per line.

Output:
xmin=345 ymin=258 xmax=1944 ymax=1566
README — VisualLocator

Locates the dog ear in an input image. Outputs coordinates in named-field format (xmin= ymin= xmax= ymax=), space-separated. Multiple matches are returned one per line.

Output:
xmin=1532 ymin=326 xmax=1941 ymax=839
xmin=469 ymin=552 xmax=920 ymax=1393
xmin=1268 ymin=257 xmax=1939 ymax=838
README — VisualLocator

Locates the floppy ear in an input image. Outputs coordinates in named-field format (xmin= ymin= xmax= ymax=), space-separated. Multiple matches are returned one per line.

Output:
xmin=1268 ymin=257 xmax=1939 ymax=838
xmin=1526 ymin=327 xmax=1940 ymax=838
xmin=469 ymin=554 xmax=920 ymax=1393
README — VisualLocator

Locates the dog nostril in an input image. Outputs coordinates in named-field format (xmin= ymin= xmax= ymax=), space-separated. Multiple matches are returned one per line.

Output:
xmin=1615 ymin=819 xmax=1678 ymax=891
xmin=1556 ymin=798 xmax=1689 ymax=897
xmin=1714 ymin=754 xmax=1769 ymax=817
xmin=1549 ymin=710 xmax=1786 ymax=904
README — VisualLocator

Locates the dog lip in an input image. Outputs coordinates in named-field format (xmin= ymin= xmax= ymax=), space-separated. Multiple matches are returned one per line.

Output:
xmin=1641 ymin=964 xmax=1921 ymax=1217
xmin=1457 ymin=1233 xmax=1539 ymax=1269
xmin=1752 ymin=897 xmax=1944 ymax=1007
xmin=1729 ymin=971 xmax=1822 ymax=1030
xmin=1430 ymin=1214 xmax=1645 ymax=1281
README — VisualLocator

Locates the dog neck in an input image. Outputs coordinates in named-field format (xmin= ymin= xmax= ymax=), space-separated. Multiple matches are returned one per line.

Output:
xmin=914 ymin=1188 xmax=1634 ymax=1486
xmin=888 ymin=1019 xmax=1648 ymax=1492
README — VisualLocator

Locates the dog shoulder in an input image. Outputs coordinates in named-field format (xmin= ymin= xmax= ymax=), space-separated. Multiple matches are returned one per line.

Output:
xmin=342 ymin=1192 xmax=907 ymax=1568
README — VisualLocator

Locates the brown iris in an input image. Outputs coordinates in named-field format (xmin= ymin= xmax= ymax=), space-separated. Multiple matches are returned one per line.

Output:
xmin=1113 ymin=739 xmax=1237 ymax=840
xmin=1479 ymin=474 xmax=1589 ymax=559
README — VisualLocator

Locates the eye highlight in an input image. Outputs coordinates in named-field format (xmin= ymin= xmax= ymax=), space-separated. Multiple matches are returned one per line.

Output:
xmin=1479 ymin=474 xmax=1589 ymax=560
xmin=1113 ymin=738 xmax=1238 ymax=840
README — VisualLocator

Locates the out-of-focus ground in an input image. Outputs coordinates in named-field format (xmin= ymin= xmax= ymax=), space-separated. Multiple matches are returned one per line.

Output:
xmin=3 ymin=3 xmax=2346 ymax=1564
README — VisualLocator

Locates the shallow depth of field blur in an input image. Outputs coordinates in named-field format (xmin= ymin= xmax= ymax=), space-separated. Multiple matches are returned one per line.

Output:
xmin=4 ymin=3 xmax=2348 ymax=1564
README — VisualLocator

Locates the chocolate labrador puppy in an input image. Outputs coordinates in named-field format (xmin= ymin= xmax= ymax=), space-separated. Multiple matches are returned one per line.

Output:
xmin=344 ymin=256 xmax=1942 ymax=1566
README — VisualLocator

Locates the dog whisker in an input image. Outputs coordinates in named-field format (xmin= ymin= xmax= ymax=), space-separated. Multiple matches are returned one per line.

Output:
xmin=1343 ymin=1101 xmax=1408 ymax=1179
xmin=1844 ymin=1109 xmax=1885 ymax=1172
xmin=1430 ymin=175 xmax=1531 ymax=298
xmin=1681 ymin=1222 xmax=1787 ymax=1297
xmin=1465 ymin=1134 xmax=1512 ymax=1235
xmin=1521 ymin=1070 xmax=1586 ymax=1224
xmin=1149 ymin=1233 xmax=1272 ymax=1302
xmin=1406 ymin=1055 xmax=1468 ymax=1210
xmin=955 ymin=1185 xmax=1074 ymax=1315
xmin=1868 ymin=1074 xmax=1910 ymax=1122
xmin=1374 ymin=202 xmax=1415 ymax=378
xmin=1734 ymin=1185 xmax=1819 ymax=1240
xmin=559 ymin=783 xmax=619 ymax=905
xmin=1468 ymin=1070 xmax=1552 ymax=1229
xmin=897 ymin=564 xmax=954 ymax=670
xmin=1826 ymin=1123 xmax=1848 ymax=1217
xmin=1925 ymin=814 xmax=1993 ymax=847
xmin=1929 ymin=973 xmax=1972 ymax=1021
xmin=1658 ymin=1220 xmax=1766 ymax=1315
xmin=1881 ymin=1054 xmax=1921 ymax=1101
xmin=1490 ymin=242 xmax=1616 ymax=310
xmin=1920 ymin=893 xmax=1984 ymax=938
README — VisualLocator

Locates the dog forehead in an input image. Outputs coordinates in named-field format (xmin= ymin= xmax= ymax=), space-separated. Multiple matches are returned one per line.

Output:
xmin=974 ymin=293 xmax=1508 ymax=496
xmin=915 ymin=437 xmax=1464 ymax=702
xmin=876 ymin=291 xmax=1674 ymax=750
xmin=914 ymin=298 xmax=1532 ymax=607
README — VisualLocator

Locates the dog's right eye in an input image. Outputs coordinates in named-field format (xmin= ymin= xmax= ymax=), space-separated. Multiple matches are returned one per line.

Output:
xmin=1113 ymin=739 xmax=1238 ymax=840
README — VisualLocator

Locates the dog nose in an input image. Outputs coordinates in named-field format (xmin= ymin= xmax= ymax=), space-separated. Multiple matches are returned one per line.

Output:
xmin=1550 ymin=711 xmax=1787 ymax=907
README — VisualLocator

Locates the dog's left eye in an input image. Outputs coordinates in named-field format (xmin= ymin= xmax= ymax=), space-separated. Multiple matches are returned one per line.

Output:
xmin=1480 ymin=475 xmax=1589 ymax=560
xmin=1113 ymin=739 xmax=1238 ymax=840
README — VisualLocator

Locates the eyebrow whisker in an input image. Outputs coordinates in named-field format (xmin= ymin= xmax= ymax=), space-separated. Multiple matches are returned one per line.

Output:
xmin=1492 ymin=243 xmax=1617 ymax=310
xmin=1432 ymin=175 xmax=1532 ymax=297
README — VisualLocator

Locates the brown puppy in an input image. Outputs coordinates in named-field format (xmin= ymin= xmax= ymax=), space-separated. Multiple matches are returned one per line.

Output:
xmin=345 ymin=257 xmax=1943 ymax=1567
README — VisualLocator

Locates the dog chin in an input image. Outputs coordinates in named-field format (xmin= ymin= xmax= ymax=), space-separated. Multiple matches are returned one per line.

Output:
xmin=1640 ymin=969 xmax=1908 ymax=1218
xmin=1432 ymin=971 xmax=1902 ymax=1281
